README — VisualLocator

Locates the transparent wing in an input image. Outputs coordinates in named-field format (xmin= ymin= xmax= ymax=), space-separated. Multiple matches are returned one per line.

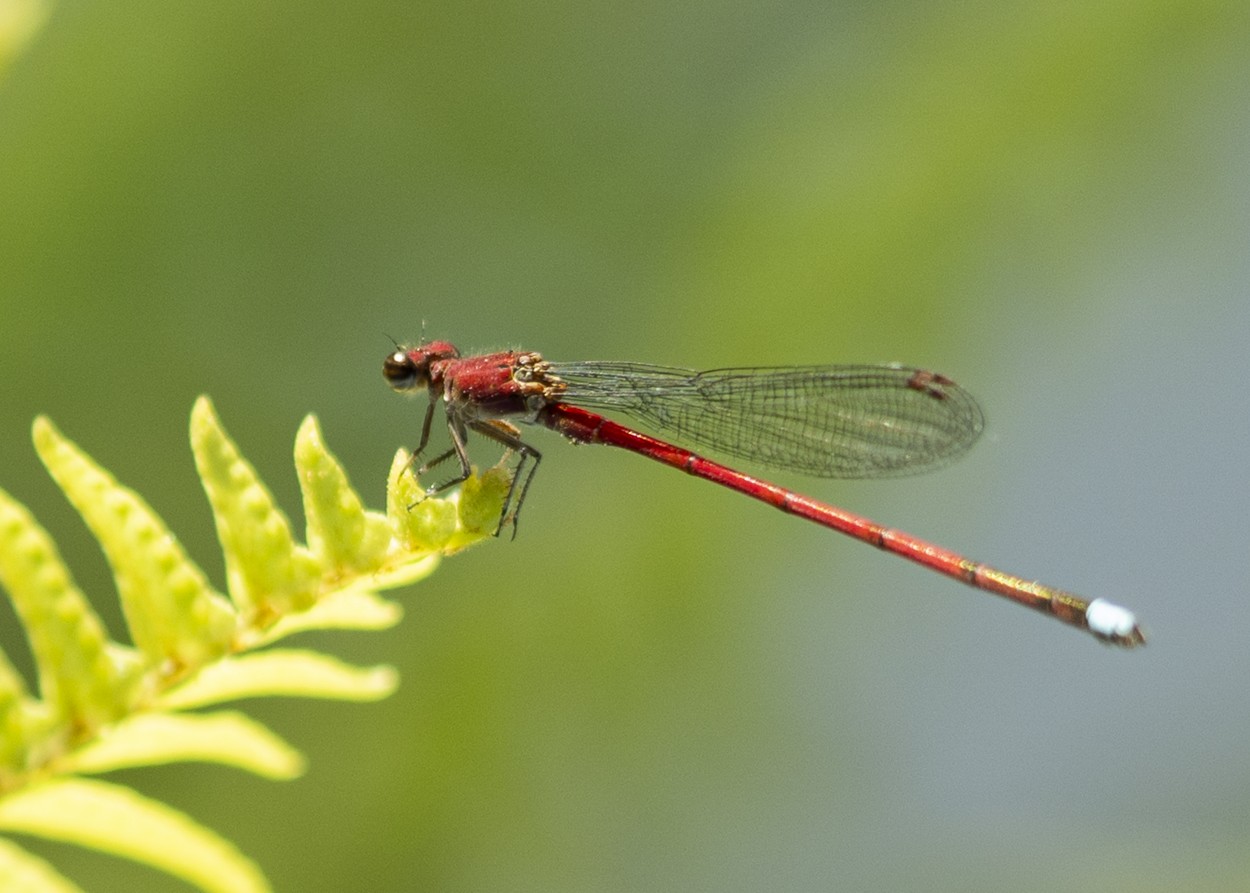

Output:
xmin=550 ymin=361 xmax=985 ymax=479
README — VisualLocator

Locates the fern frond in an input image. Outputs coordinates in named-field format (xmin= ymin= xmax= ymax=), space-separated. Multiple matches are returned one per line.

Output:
xmin=0 ymin=778 xmax=268 ymax=893
xmin=33 ymin=415 xmax=236 ymax=675
xmin=0 ymin=396 xmax=504 ymax=892
xmin=156 ymin=650 xmax=399 ymax=709
xmin=0 ymin=835 xmax=88 ymax=893
xmin=0 ymin=0 xmax=50 ymax=78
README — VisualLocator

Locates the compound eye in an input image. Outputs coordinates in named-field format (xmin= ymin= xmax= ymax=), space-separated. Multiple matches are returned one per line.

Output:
xmin=382 ymin=350 xmax=420 ymax=391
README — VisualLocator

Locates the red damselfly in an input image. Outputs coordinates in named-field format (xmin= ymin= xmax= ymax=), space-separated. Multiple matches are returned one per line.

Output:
xmin=384 ymin=341 xmax=1144 ymax=647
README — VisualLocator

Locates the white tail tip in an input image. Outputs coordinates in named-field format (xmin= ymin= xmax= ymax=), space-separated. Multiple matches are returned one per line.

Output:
xmin=1086 ymin=598 xmax=1145 ymax=646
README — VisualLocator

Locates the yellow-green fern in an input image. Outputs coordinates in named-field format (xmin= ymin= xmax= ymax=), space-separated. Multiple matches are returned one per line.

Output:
xmin=0 ymin=0 xmax=50 ymax=78
xmin=0 ymin=396 xmax=509 ymax=892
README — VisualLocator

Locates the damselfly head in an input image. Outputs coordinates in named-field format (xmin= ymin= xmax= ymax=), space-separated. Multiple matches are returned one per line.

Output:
xmin=382 ymin=349 xmax=423 ymax=392
xmin=383 ymin=340 xmax=462 ymax=393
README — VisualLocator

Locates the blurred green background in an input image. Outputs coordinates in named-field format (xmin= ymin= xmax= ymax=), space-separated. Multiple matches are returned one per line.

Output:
xmin=3 ymin=1 xmax=1248 ymax=890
